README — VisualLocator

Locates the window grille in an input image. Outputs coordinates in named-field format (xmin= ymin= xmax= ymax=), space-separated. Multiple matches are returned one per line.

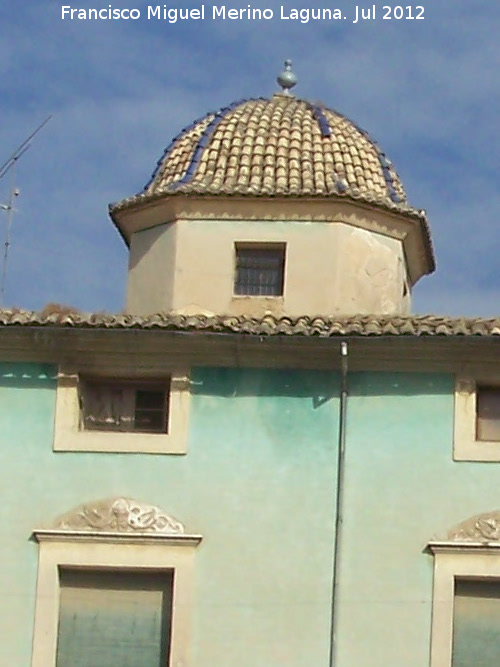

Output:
xmin=234 ymin=244 xmax=285 ymax=296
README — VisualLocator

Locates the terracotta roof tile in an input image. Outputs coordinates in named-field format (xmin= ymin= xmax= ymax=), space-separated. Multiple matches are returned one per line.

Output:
xmin=110 ymin=95 xmax=423 ymax=220
xmin=1 ymin=310 xmax=499 ymax=338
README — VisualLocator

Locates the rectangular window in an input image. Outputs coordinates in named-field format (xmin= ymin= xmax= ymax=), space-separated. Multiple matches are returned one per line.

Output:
xmin=56 ymin=569 xmax=173 ymax=667
xmin=32 ymin=522 xmax=200 ymax=666
xmin=234 ymin=243 xmax=286 ymax=296
xmin=452 ymin=579 xmax=500 ymax=666
xmin=429 ymin=538 xmax=500 ymax=666
xmin=476 ymin=386 xmax=500 ymax=441
xmin=54 ymin=367 xmax=190 ymax=454
xmin=454 ymin=377 xmax=500 ymax=461
xmin=79 ymin=379 xmax=170 ymax=434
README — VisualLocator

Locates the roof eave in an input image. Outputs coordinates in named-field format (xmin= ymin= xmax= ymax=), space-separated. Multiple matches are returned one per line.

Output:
xmin=0 ymin=318 xmax=500 ymax=375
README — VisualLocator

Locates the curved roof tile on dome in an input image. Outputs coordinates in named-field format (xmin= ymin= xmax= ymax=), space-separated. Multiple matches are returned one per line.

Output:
xmin=111 ymin=94 xmax=421 ymax=217
xmin=147 ymin=94 xmax=406 ymax=202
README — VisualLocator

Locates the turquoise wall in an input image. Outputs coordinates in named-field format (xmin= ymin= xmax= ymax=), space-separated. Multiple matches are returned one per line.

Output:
xmin=189 ymin=369 xmax=338 ymax=666
xmin=0 ymin=364 xmax=57 ymax=666
xmin=337 ymin=372 xmax=500 ymax=666
xmin=0 ymin=364 xmax=339 ymax=666
xmin=3 ymin=363 xmax=500 ymax=665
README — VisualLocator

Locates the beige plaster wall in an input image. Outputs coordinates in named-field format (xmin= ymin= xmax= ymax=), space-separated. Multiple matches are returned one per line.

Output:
xmin=126 ymin=218 xmax=409 ymax=317
xmin=127 ymin=222 xmax=177 ymax=313
xmin=338 ymin=226 xmax=409 ymax=315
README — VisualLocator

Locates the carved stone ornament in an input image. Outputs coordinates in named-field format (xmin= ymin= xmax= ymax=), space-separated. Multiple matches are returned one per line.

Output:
xmin=54 ymin=497 xmax=184 ymax=534
xmin=447 ymin=511 xmax=500 ymax=543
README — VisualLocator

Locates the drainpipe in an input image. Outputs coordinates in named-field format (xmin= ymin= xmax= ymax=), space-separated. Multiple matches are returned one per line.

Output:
xmin=328 ymin=340 xmax=349 ymax=667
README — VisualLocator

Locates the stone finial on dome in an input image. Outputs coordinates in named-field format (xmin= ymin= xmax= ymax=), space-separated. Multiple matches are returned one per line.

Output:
xmin=277 ymin=59 xmax=297 ymax=95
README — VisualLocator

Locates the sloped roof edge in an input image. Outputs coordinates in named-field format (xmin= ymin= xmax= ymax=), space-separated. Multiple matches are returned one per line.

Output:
xmin=0 ymin=310 xmax=499 ymax=337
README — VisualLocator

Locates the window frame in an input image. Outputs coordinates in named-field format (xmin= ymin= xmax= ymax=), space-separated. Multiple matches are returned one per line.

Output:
xmin=53 ymin=366 xmax=190 ymax=454
xmin=233 ymin=242 xmax=286 ymax=298
xmin=454 ymin=376 xmax=500 ymax=461
xmin=31 ymin=498 xmax=201 ymax=667
xmin=429 ymin=539 xmax=500 ymax=666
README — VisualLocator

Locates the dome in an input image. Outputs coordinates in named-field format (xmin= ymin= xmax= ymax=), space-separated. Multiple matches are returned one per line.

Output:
xmin=142 ymin=93 xmax=408 ymax=210
xmin=110 ymin=70 xmax=435 ymax=319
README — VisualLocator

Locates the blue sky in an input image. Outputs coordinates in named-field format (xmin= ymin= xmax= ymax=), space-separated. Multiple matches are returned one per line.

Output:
xmin=0 ymin=0 xmax=498 ymax=316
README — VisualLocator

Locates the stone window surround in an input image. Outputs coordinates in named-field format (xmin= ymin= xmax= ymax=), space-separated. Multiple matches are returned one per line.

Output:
xmin=428 ymin=510 xmax=500 ymax=666
xmin=53 ymin=365 xmax=191 ymax=454
xmin=31 ymin=498 xmax=202 ymax=667
xmin=454 ymin=376 xmax=500 ymax=461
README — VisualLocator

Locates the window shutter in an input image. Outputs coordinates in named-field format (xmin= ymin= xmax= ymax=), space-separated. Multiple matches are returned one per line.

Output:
xmin=81 ymin=384 xmax=129 ymax=432
xmin=453 ymin=579 xmax=500 ymax=666
xmin=56 ymin=570 xmax=173 ymax=667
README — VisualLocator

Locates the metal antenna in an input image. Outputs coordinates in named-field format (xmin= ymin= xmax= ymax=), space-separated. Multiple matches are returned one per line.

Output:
xmin=0 ymin=115 xmax=52 ymax=306
xmin=0 ymin=165 xmax=19 ymax=306
xmin=0 ymin=115 xmax=52 ymax=180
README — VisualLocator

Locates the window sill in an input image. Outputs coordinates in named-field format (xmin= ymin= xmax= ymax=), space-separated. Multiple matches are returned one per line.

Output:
xmin=231 ymin=295 xmax=284 ymax=300
xmin=55 ymin=430 xmax=186 ymax=454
